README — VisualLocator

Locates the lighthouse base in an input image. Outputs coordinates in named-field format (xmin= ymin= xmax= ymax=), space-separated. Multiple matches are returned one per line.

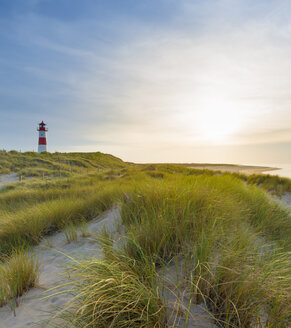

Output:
xmin=38 ymin=145 xmax=47 ymax=153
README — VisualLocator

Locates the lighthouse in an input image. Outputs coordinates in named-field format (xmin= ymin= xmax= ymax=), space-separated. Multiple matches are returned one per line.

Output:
xmin=37 ymin=121 xmax=48 ymax=153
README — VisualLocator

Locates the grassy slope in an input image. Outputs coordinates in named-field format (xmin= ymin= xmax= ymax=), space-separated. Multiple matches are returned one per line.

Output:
xmin=0 ymin=171 xmax=127 ymax=258
xmin=0 ymin=150 xmax=126 ymax=177
xmin=0 ymin=157 xmax=290 ymax=326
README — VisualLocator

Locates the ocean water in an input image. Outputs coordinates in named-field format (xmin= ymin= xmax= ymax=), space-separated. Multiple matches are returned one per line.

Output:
xmin=265 ymin=164 xmax=291 ymax=179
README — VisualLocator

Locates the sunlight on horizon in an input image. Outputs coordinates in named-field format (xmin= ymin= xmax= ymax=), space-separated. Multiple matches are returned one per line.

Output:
xmin=195 ymin=97 xmax=242 ymax=144
xmin=175 ymin=90 xmax=245 ymax=145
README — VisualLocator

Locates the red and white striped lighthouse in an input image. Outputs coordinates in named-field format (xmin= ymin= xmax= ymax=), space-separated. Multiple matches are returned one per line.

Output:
xmin=37 ymin=121 xmax=48 ymax=153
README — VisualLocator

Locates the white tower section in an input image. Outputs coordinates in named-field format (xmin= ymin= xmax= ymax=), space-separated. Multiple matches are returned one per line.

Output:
xmin=37 ymin=121 xmax=48 ymax=153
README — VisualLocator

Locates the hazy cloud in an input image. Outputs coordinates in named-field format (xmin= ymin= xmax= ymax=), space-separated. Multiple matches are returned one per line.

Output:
xmin=0 ymin=0 xmax=291 ymax=163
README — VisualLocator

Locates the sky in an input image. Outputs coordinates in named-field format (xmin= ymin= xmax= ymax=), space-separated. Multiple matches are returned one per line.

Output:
xmin=0 ymin=0 xmax=291 ymax=164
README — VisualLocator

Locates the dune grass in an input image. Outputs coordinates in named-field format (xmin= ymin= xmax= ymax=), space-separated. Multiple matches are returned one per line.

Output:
xmin=0 ymin=181 xmax=122 ymax=258
xmin=0 ymin=249 xmax=39 ymax=307
xmin=119 ymin=175 xmax=291 ymax=327
xmin=247 ymin=173 xmax=291 ymax=195
xmin=64 ymin=223 xmax=78 ymax=243
xmin=0 ymin=162 xmax=290 ymax=326
xmin=139 ymin=163 xmax=291 ymax=196
xmin=0 ymin=150 xmax=127 ymax=177
xmin=0 ymin=171 xmax=129 ymax=258
xmin=55 ymin=240 xmax=166 ymax=328
xmin=51 ymin=173 xmax=291 ymax=327
xmin=0 ymin=170 xmax=127 ymax=307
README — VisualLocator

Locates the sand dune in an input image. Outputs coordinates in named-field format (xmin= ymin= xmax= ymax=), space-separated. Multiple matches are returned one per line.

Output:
xmin=0 ymin=208 xmax=121 ymax=328
xmin=0 ymin=206 xmax=220 ymax=328
xmin=1 ymin=170 xmax=289 ymax=327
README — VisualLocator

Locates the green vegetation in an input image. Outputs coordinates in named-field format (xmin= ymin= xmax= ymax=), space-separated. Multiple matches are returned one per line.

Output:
xmin=46 ymin=170 xmax=289 ymax=328
xmin=119 ymin=175 xmax=290 ymax=326
xmin=61 ymin=242 xmax=166 ymax=328
xmin=0 ymin=249 xmax=39 ymax=307
xmin=0 ymin=173 xmax=123 ymax=258
xmin=64 ymin=223 xmax=78 ymax=243
xmin=0 ymin=150 xmax=126 ymax=177
xmin=247 ymin=173 xmax=291 ymax=195
xmin=0 ymin=156 xmax=290 ymax=326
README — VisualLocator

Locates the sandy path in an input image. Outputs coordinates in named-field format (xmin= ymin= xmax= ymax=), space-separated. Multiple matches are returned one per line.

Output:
xmin=0 ymin=208 xmax=121 ymax=328
xmin=0 ymin=173 xmax=19 ymax=189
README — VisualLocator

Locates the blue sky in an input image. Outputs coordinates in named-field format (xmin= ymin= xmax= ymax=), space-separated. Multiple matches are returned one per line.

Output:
xmin=0 ymin=0 xmax=291 ymax=164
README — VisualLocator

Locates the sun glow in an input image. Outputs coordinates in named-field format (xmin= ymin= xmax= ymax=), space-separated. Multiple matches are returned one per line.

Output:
xmin=196 ymin=98 xmax=241 ymax=143
xmin=175 ymin=92 xmax=244 ymax=145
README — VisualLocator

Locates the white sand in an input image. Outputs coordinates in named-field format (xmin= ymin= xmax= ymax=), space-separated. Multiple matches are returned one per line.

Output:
xmin=0 ymin=173 xmax=19 ymax=189
xmin=273 ymin=192 xmax=291 ymax=210
xmin=0 ymin=207 xmax=121 ymax=328
xmin=158 ymin=258 xmax=218 ymax=328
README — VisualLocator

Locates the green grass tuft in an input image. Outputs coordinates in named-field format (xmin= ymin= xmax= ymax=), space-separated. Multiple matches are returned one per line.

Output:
xmin=0 ymin=249 xmax=39 ymax=307
xmin=53 ymin=239 xmax=166 ymax=328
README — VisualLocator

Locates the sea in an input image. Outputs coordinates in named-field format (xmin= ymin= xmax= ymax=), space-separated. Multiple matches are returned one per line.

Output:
xmin=264 ymin=163 xmax=291 ymax=179
xmin=247 ymin=163 xmax=291 ymax=179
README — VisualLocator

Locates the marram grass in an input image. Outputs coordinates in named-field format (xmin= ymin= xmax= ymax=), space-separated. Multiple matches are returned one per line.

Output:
xmin=0 ymin=249 xmax=39 ymax=307
xmin=51 ymin=241 xmax=166 ymax=328
xmin=0 ymin=150 xmax=126 ymax=176
xmin=0 ymin=164 xmax=290 ymax=327
xmin=0 ymin=180 xmax=122 ymax=258
xmin=120 ymin=175 xmax=291 ymax=327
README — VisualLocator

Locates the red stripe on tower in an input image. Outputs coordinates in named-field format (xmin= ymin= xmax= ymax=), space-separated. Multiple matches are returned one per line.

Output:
xmin=38 ymin=138 xmax=47 ymax=145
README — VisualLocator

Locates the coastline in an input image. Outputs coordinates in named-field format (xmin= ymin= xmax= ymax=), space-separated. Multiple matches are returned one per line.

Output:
xmin=177 ymin=163 xmax=281 ymax=176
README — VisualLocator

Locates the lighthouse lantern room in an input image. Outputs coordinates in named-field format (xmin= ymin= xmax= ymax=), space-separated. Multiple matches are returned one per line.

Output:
xmin=37 ymin=121 xmax=48 ymax=153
